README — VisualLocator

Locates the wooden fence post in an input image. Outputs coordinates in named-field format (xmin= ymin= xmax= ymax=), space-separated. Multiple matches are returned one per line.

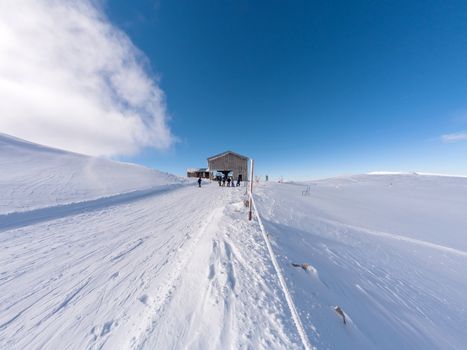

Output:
xmin=248 ymin=159 xmax=254 ymax=221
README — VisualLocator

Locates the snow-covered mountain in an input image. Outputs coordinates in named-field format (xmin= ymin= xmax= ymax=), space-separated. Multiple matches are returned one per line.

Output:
xmin=0 ymin=133 xmax=181 ymax=214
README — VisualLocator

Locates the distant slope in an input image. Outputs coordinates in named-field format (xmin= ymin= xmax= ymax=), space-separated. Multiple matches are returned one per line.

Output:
xmin=305 ymin=173 xmax=467 ymax=250
xmin=0 ymin=133 xmax=182 ymax=214
xmin=255 ymin=174 xmax=467 ymax=350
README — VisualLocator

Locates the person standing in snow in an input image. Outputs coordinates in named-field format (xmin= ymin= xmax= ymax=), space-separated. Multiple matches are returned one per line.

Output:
xmin=227 ymin=177 xmax=231 ymax=187
xmin=198 ymin=177 xmax=202 ymax=188
xmin=237 ymin=174 xmax=241 ymax=187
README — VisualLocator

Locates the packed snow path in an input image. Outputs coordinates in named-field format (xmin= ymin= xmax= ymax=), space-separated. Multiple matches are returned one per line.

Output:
xmin=0 ymin=183 xmax=303 ymax=349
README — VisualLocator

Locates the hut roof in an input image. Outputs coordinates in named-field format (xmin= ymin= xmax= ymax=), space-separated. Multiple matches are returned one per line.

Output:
xmin=187 ymin=168 xmax=208 ymax=172
xmin=207 ymin=150 xmax=248 ymax=161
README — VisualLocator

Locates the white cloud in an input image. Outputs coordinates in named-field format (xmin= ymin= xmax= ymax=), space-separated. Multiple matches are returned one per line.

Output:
xmin=441 ymin=131 xmax=467 ymax=143
xmin=0 ymin=0 xmax=174 ymax=156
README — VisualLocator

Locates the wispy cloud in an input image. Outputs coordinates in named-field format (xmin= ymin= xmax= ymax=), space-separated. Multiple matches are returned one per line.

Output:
xmin=0 ymin=0 xmax=174 ymax=156
xmin=441 ymin=131 xmax=467 ymax=143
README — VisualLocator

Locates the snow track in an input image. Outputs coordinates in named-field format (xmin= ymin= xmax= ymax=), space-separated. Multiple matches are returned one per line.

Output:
xmin=136 ymin=190 xmax=304 ymax=350
xmin=0 ymin=184 xmax=303 ymax=349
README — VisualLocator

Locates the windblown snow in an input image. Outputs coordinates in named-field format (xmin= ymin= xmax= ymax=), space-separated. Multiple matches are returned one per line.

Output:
xmin=0 ymin=135 xmax=302 ymax=349
xmin=0 ymin=133 xmax=181 ymax=215
xmin=254 ymin=175 xmax=467 ymax=350
xmin=1 ymin=134 xmax=466 ymax=349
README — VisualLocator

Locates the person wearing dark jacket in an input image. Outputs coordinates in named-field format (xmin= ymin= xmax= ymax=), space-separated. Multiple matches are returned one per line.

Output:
xmin=198 ymin=177 xmax=202 ymax=187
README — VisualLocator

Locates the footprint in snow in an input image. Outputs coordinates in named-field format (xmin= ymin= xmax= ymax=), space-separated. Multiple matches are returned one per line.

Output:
xmin=100 ymin=320 xmax=114 ymax=336
xmin=138 ymin=294 xmax=149 ymax=305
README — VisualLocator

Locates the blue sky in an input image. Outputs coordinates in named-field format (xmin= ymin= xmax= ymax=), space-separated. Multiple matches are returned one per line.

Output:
xmin=106 ymin=0 xmax=467 ymax=179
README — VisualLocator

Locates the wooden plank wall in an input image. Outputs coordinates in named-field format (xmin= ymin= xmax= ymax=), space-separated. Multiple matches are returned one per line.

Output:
xmin=208 ymin=153 xmax=248 ymax=180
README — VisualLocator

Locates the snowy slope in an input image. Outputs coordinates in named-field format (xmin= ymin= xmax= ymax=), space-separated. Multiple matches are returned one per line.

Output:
xmin=0 ymin=134 xmax=302 ymax=349
xmin=0 ymin=133 xmax=181 ymax=214
xmin=254 ymin=174 xmax=467 ymax=350
xmin=0 ymin=185 xmax=305 ymax=350
xmin=2 ymin=133 xmax=466 ymax=350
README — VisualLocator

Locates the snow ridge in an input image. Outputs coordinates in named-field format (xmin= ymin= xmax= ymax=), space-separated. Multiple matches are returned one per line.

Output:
xmin=251 ymin=194 xmax=313 ymax=350
xmin=0 ymin=132 xmax=182 ymax=215
xmin=0 ymin=183 xmax=185 ymax=232
xmin=313 ymin=216 xmax=467 ymax=258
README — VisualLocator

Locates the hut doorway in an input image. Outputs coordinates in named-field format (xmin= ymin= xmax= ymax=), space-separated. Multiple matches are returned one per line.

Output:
xmin=220 ymin=170 xmax=232 ymax=178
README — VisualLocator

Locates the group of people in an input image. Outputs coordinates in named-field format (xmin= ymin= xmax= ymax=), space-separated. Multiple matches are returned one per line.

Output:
xmin=197 ymin=174 xmax=243 ymax=188
xmin=217 ymin=175 xmax=241 ymax=187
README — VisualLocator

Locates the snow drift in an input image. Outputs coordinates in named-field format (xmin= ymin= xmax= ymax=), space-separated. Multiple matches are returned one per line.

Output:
xmin=0 ymin=133 xmax=181 ymax=215
xmin=255 ymin=174 xmax=467 ymax=350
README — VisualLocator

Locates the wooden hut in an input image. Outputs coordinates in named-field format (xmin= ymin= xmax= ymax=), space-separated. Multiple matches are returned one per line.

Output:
xmin=207 ymin=151 xmax=248 ymax=181
xmin=186 ymin=168 xmax=210 ymax=178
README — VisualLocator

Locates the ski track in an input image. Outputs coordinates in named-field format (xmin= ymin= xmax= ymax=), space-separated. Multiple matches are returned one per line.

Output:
xmin=0 ymin=184 xmax=302 ymax=349
xmin=135 ymin=190 xmax=303 ymax=350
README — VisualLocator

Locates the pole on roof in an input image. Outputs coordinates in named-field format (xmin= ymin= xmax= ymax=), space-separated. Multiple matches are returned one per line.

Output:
xmin=248 ymin=158 xmax=255 ymax=221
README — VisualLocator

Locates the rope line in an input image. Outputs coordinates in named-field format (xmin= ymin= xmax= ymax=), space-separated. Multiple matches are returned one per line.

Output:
xmin=250 ymin=194 xmax=313 ymax=350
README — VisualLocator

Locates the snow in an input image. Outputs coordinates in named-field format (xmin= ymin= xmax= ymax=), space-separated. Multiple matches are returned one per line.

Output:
xmin=1 ymin=133 xmax=466 ymax=349
xmin=138 ymin=196 xmax=302 ymax=350
xmin=0 ymin=133 xmax=182 ymax=215
xmin=0 ymin=134 xmax=302 ymax=349
xmin=251 ymin=196 xmax=312 ymax=350
xmin=254 ymin=174 xmax=467 ymax=349
xmin=0 ymin=185 xmax=302 ymax=349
